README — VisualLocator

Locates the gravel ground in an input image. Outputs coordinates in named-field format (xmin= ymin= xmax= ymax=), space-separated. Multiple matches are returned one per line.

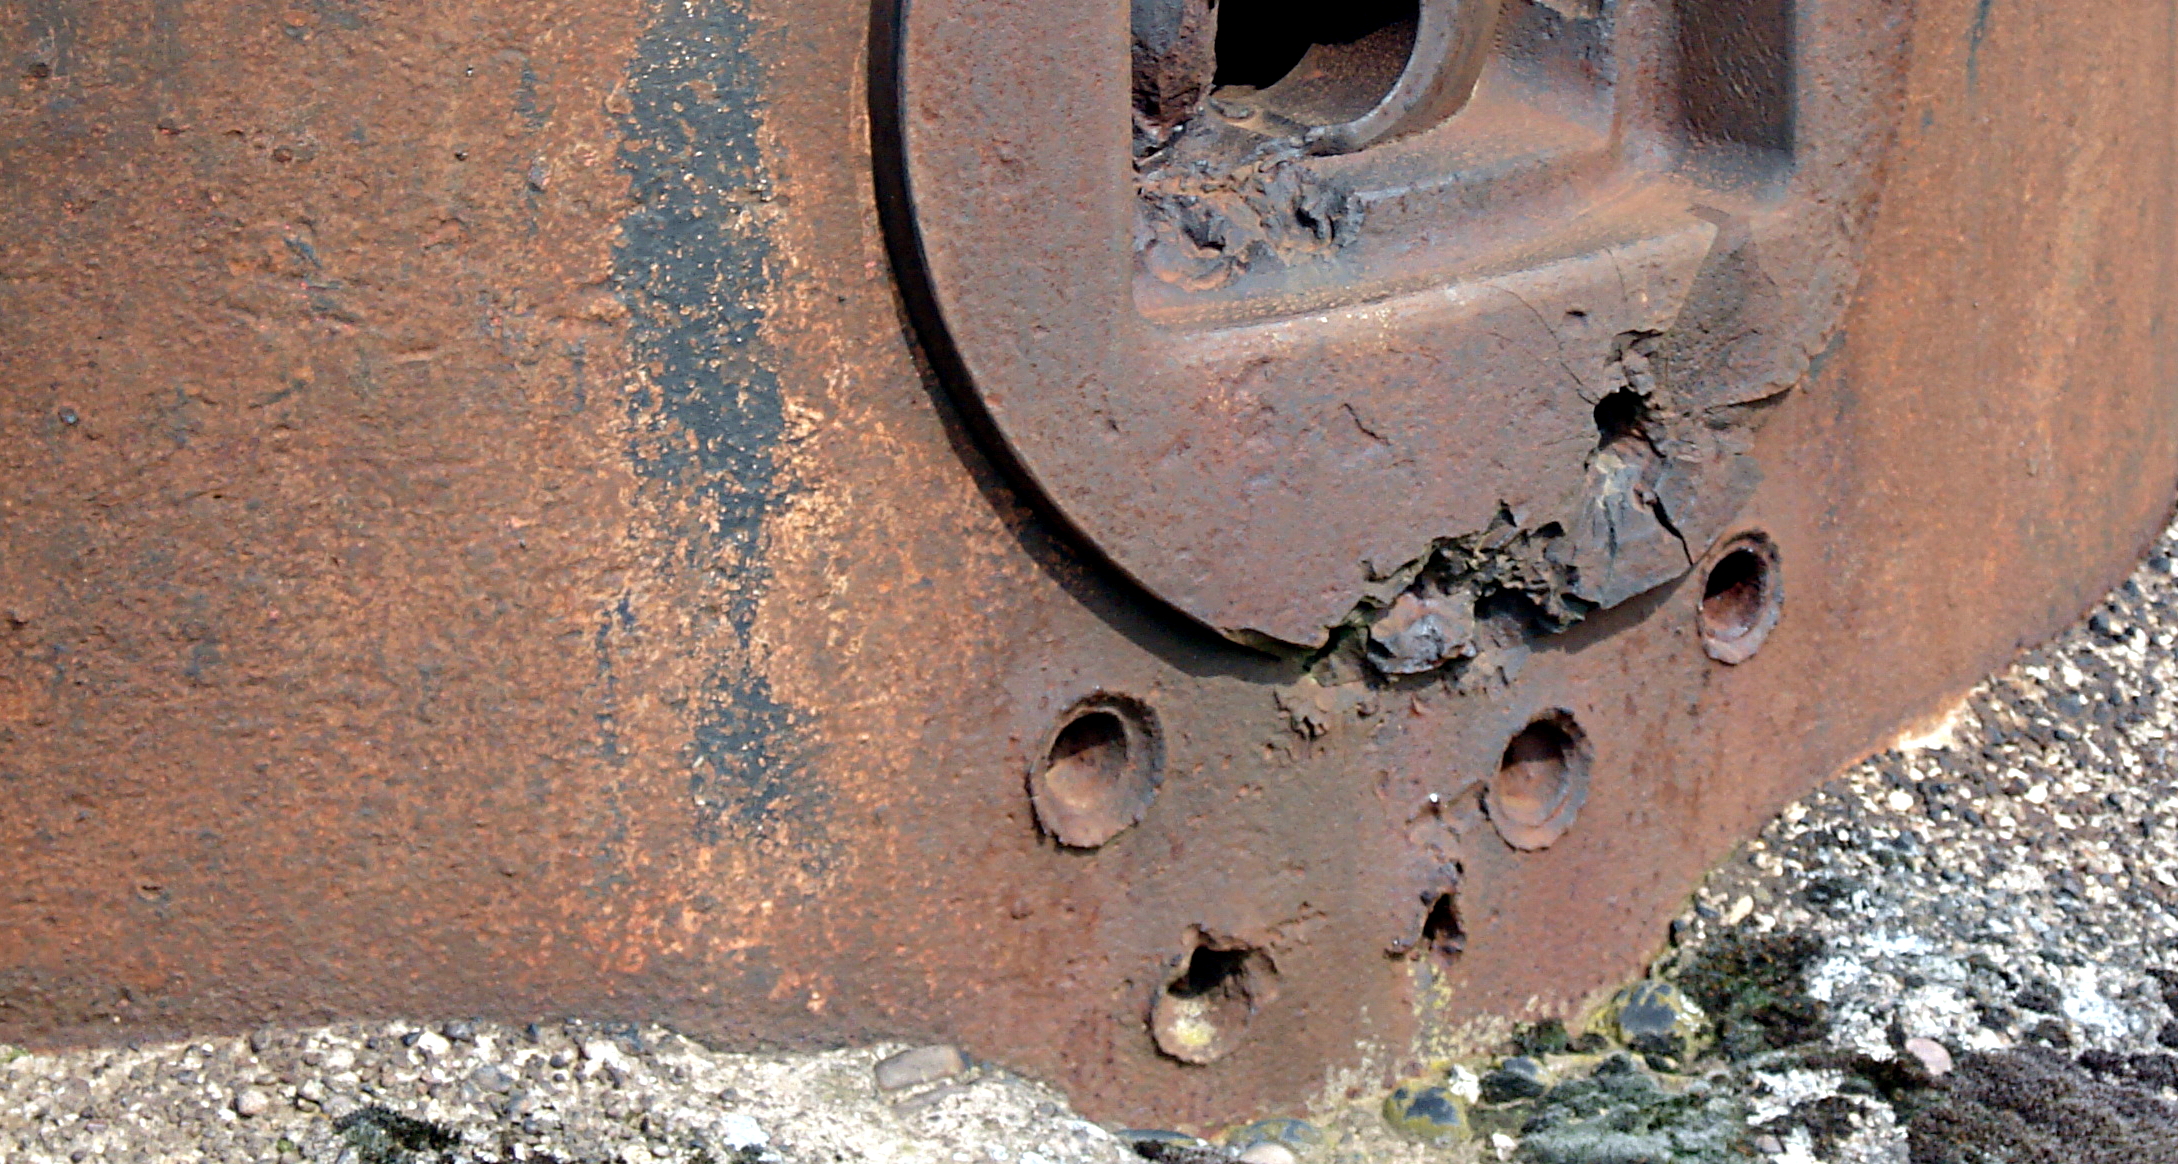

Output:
xmin=0 ymin=1023 xmax=1139 ymax=1164
xmin=1636 ymin=510 xmax=2178 ymax=1163
xmin=14 ymin=517 xmax=2178 ymax=1163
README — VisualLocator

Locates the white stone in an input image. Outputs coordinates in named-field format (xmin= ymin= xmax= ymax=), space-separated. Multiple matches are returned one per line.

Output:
xmin=873 ymin=1044 xmax=968 ymax=1092
xmin=1903 ymin=1038 xmax=1952 ymax=1076
xmin=717 ymin=1112 xmax=768 ymax=1149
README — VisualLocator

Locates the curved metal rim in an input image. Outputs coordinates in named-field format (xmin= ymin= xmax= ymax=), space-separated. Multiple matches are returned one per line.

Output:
xmin=865 ymin=0 xmax=1267 ymax=656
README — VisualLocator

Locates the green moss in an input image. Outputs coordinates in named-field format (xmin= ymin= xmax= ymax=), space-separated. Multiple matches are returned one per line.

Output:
xmin=1516 ymin=1055 xmax=1747 ymax=1164
xmin=332 ymin=1105 xmax=460 ymax=1164
xmin=1675 ymin=929 xmax=1827 ymax=1060
xmin=1514 ymin=1019 xmax=1573 ymax=1057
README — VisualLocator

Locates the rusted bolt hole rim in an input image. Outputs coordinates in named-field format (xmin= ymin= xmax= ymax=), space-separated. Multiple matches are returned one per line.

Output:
xmin=1149 ymin=934 xmax=1276 ymax=1065
xmin=1700 ymin=534 xmax=1782 ymax=665
xmin=1484 ymin=712 xmax=1589 ymax=851
xmin=1028 ymin=694 xmax=1164 ymax=849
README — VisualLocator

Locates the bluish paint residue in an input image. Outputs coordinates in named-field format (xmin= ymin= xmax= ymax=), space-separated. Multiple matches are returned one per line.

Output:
xmin=1968 ymin=0 xmax=1996 ymax=89
xmin=609 ymin=0 xmax=810 ymax=842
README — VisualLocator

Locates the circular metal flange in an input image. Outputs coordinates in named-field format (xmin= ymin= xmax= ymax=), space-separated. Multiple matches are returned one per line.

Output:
xmin=879 ymin=0 xmax=1909 ymax=650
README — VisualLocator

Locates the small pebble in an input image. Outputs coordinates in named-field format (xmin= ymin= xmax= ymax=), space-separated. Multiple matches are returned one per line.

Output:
xmin=1382 ymin=1081 xmax=1468 ymax=1142
xmin=1478 ymin=1056 xmax=1549 ymax=1103
xmin=1604 ymin=980 xmax=1707 ymax=1059
xmin=874 ymin=1044 xmax=969 ymax=1092
xmin=1119 ymin=1130 xmax=1211 ymax=1150
xmin=1225 ymin=1117 xmax=1322 ymax=1152
xmin=1237 ymin=1143 xmax=1296 ymax=1164
xmin=1904 ymin=1037 xmax=1954 ymax=1076
xmin=232 ymin=1089 xmax=268 ymax=1118
xmin=717 ymin=1112 xmax=769 ymax=1149
xmin=1887 ymin=789 xmax=1916 ymax=812
xmin=1724 ymin=895 xmax=1756 ymax=926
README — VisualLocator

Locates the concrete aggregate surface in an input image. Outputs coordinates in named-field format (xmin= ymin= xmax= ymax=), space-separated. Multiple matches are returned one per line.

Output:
xmin=17 ymin=517 xmax=2178 ymax=1162
xmin=0 ymin=1022 xmax=1135 ymax=1164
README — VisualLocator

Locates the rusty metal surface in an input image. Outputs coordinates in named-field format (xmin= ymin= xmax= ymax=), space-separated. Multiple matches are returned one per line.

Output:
xmin=2 ymin=0 xmax=2175 ymax=1133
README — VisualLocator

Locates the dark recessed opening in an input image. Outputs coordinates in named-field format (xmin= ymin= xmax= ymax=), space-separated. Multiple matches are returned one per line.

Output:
xmin=1474 ymin=587 xmax=1548 ymax=638
xmin=1213 ymin=0 xmax=1420 ymax=126
xmin=1170 ymin=943 xmax=1250 ymax=999
xmin=1700 ymin=537 xmax=1782 ymax=664
xmin=1420 ymin=892 xmax=1464 ymax=961
xmin=1702 ymin=550 xmax=1767 ymax=637
xmin=1214 ymin=0 xmax=1417 ymax=88
xmin=1049 ymin=711 xmax=1127 ymax=790
xmin=1496 ymin=721 xmax=1574 ymax=825
xmin=1593 ymin=388 xmax=1648 ymax=447
xmin=1030 ymin=697 xmax=1164 ymax=849
xmin=1485 ymin=713 xmax=1589 ymax=851
xmin=1150 ymin=937 xmax=1274 ymax=1064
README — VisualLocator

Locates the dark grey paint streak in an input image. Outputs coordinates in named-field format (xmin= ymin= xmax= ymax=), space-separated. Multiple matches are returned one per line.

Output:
xmin=610 ymin=0 xmax=813 ymax=842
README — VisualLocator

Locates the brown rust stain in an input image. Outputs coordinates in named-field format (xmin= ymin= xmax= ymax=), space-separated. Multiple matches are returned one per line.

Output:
xmin=0 ymin=0 xmax=656 ymax=1023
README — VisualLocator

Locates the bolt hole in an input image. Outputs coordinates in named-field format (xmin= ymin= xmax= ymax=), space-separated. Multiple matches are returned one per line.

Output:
xmin=1420 ymin=892 xmax=1464 ymax=961
xmin=1049 ymin=711 xmax=1127 ymax=794
xmin=1485 ymin=713 xmax=1589 ymax=851
xmin=1213 ymin=0 xmax=1421 ymax=127
xmin=1030 ymin=696 xmax=1163 ymax=849
xmin=1150 ymin=937 xmax=1275 ymax=1064
xmin=1700 ymin=536 xmax=1782 ymax=665
xmin=1170 ymin=944 xmax=1250 ymax=999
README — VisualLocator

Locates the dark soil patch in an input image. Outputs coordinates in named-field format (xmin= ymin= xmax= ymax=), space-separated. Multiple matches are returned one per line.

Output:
xmin=1907 ymin=1047 xmax=2178 ymax=1164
